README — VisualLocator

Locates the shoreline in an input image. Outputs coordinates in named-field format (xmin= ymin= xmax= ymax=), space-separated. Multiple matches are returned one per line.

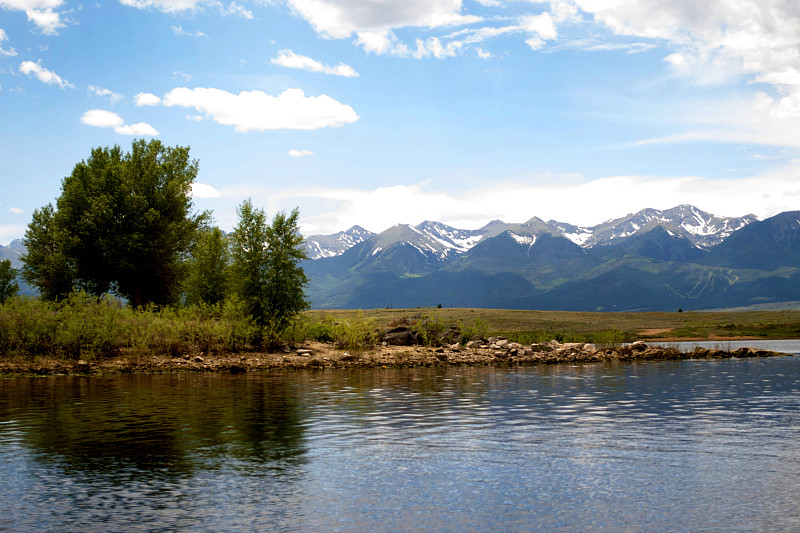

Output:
xmin=0 ymin=339 xmax=794 ymax=377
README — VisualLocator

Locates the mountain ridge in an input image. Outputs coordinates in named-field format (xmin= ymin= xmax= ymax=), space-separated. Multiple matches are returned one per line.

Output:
xmin=302 ymin=204 xmax=757 ymax=260
xmin=304 ymin=207 xmax=800 ymax=311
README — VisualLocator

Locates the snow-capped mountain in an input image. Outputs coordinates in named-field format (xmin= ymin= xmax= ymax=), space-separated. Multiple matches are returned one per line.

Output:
xmin=303 ymin=225 xmax=375 ymax=260
xmin=573 ymin=204 xmax=757 ymax=249
xmin=357 ymin=222 xmax=482 ymax=263
xmin=304 ymin=205 xmax=759 ymax=260
xmin=0 ymin=239 xmax=27 ymax=268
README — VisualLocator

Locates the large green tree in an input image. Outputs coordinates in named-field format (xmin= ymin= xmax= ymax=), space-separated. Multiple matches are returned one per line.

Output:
xmin=22 ymin=139 xmax=206 ymax=306
xmin=0 ymin=259 xmax=19 ymax=304
xmin=229 ymin=199 xmax=308 ymax=329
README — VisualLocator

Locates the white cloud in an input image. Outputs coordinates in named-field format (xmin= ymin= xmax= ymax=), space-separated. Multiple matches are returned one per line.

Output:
xmin=25 ymin=7 xmax=64 ymax=34
xmin=162 ymin=87 xmax=359 ymax=131
xmin=271 ymin=49 xmax=358 ymax=77
xmin=134 ymin=92 xmax=161 ymax=106
xmin=8 ymin=207 xmax=23 ymax=214
xmin=114 ymin=122 xmax=160 ymax=135
xmin=288 ymin=149 xmax=314 ymax=157
xmin=81 ymin=109 xmax=124 ymax=128
xmin=521 ymin=12 xmax=557 ymax=41
xmin=119 ymin=0 xmax=252 ymax=17
xmin=0 ymin=28 xmax=17 ymax=57
xmin=476 ymin=47 xmax=491 ymax=59
xmin=173 ymin=70 xmax=192 ymax=82
xmin=273 ymin=170 xmax=800 ymax=236
xmin=191 ymin=182 xmax=220 ymax=198
xmin=19 ymin=60 xmax=73 ymax=88
xmin=171 ymin=25 xmax=207 ymax=37
xmin=80 ymin=109 xmax=159 ymax=135
xmin=88 ymin=85 xmax=124 ymax=104
xmin=0 ymin=225 xmax=27 ymax=246
xmin=355 ymin=29 xmax=396 ymax=55
xmin=0 ymin=0 xmax=65 ymax=34
xmin=573 ymin=1 xmax=800 ymax=108
xmin=286 ymin=0 xmax=482 ymax=39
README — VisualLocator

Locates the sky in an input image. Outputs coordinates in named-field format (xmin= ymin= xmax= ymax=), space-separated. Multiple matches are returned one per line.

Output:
xmin=1 ymin=0 xmax=800 ymax=244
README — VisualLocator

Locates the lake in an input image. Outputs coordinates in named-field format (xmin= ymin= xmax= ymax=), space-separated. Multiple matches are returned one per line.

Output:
xmin=1 ymin=355 xmax=800 ymax=532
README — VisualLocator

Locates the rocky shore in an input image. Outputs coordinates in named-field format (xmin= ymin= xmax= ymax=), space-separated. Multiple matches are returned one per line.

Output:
xmin=0 ymin=338 xmax=791 ymax=376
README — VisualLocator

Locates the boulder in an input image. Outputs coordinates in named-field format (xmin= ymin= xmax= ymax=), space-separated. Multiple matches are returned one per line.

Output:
xmin=380 ymin=326 xmax=418 ymax=346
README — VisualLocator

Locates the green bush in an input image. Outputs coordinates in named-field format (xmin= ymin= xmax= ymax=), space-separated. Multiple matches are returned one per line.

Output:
xmin=326 ymin=312 xmax=377 ymax=351
xmin=412 ymin=311 xmax=446 ymax=346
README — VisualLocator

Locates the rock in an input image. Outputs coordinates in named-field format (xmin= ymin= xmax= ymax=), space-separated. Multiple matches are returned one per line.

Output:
xmin=466 ymin=340 xmax=477 ymax=349
xmin=296 ymin=349 xmax=313 ymax=356
xmin=194 ymin=355 xmax=205 ymax=363
xmin=630 ymin=341 xmax=647 ymax=352
xmin=381 ymin=326 xmax=418 ymax=346
xmin=530 ymin=343 xmax=551 ymax=353
xmin=495 ymin=339 xmax=509 ymax=349
xmin=449 ymin=342 xmax=461 ymax=351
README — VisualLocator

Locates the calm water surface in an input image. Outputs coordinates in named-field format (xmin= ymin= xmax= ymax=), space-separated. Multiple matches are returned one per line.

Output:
xmin=1 ymin=357 xmax=800 ymax=532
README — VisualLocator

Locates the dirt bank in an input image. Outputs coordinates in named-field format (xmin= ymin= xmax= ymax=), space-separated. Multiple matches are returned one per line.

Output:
xmin=0 ymin=339 xmax=792 ymax=377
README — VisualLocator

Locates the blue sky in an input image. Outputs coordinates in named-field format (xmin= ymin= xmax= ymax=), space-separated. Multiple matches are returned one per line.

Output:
xmin=1 ymin=0 xmax=799 ymax=244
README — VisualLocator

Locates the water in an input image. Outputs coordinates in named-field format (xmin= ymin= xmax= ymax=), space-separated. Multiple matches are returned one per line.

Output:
xmin=1 ymin=357 xmax=800 ymax=532
xmin=668 ymin=338 xmax=800 ymax=354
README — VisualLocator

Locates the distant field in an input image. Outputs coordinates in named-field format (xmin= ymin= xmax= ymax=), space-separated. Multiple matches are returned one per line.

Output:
xmin=307 ymin=308 xmax=800 ymax=344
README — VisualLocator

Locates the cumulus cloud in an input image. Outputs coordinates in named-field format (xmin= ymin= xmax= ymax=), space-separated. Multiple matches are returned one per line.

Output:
xmin=8 ymin=207 xmax=23 ymax=215
xmin=134 ymin=92 xmax=161 ymax=106
xmin=271 ymin=49 xmax=358 ymax=77
xmin=80 ymin=109 xmax=159 ymax=135
xmin=0 ymin=29 xmax=17 ymax=56
xmin=286 ymin=0 xmax=482 ymax=40
xmin=162 ymin=87 xmax=359 ymax=131
xmin=19 ymin=60 xmax=73 ymax=88
xmin=0 ymin=0 xmax=65 ymax=34
xmin=191 ymin=182 xmax=220 ymax=198
xmin=119 ymin=0 xmax=252 ymax=18
xmin=88 ymin=85 xmax=124 ymax=104
xmin=288 ymin=149 xmax=314 ymax=157
xmin=572 ymin=0 xmax=800 ymax=118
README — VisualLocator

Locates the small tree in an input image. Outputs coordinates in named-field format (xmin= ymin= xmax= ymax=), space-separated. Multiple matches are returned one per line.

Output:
xmin=263 ymin=208 xmax=309 ymax=329
xmin=184 ymin=226 xmax=229 ymax=306
xmin=229 ymin=199 xmax=308 ymax=334
xmin=0 ymin=259 xmax=19 ymax=303
xmin=230 ymin=199 xmax=270 ymax=325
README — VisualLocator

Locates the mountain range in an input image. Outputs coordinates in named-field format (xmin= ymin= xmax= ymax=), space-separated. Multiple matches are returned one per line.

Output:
xmin=3 ymin=204 xmax=798 ymax=311
xmin=301 ymin=205 xmax=800 ymax=311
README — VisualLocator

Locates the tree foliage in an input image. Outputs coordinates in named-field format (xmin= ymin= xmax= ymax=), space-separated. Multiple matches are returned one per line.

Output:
xmin=0 ymin=260 xmax=19 ymax=304
xmin=230 ymin=199 xmax=308 ymax=330
xmin=22 ymin=139 xmax=206 ymax=306
xmin=184 ymin=226 xmax=229 ymax=306
xmin=264 ymin=208 xmax=309 ymax=329
xmin=21 ymin=204 xmax=75 ymax=300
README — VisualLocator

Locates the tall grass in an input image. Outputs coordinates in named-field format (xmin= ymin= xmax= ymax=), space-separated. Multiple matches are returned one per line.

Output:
xmin=0 ymin=293 xmax=265 ymax=360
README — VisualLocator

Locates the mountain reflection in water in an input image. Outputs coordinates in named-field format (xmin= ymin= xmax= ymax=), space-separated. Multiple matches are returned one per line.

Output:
xmin=1 ymin=358 xmax=799 ymax=532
